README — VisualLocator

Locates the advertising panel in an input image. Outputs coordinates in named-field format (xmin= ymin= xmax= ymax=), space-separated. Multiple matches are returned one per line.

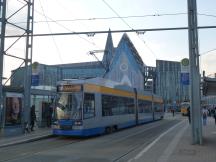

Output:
xmin=181 ymin=73 xmax=190 ymax=85
xmin=5 ymin=93 xmax=23 ymax=126
xmin=31 ymin=62 xmax=40 ymax=86
xmin=31 ymin=75 xmax=39 ymax=86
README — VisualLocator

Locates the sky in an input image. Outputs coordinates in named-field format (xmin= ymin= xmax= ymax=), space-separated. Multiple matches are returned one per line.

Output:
xmin=3 ymin=0 xmax=216 ymax=83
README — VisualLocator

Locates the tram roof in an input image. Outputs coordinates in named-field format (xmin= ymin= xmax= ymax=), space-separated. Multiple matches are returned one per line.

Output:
xmin=58 ymin=77 xmax=132 ymax=90
xmin=58 ymin=77 xmax=160 ymax=97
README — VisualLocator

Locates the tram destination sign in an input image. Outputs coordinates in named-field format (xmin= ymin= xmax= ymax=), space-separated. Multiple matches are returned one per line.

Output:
xmin=57 ymin=85 xmax=82 ymax=92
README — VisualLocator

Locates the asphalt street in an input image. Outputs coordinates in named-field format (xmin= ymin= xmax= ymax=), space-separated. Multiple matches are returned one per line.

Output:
xmin=0 ymin=115 xmax=184 ymax=162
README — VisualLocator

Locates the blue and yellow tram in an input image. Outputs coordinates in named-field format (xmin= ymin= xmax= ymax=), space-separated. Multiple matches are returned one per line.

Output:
xmin=52 ymin=77 xmax=164 ymax=136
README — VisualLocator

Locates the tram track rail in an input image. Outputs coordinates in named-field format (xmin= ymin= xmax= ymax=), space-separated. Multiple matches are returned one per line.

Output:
xmin=112 ymin=119 xmax=186 ymax=162
xmin=0 ymin=136 xmax=83 ymax=162
xmin=93 ymin=118 xmax=177 ymax=148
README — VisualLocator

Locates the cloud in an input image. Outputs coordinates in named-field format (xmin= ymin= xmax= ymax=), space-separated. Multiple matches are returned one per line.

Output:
xmin=201 ymin=53 xmax=216 ymax=76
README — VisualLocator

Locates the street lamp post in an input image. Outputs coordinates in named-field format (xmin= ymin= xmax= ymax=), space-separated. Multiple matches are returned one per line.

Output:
xmin=187 ymin=0 xmax=202 ymax=144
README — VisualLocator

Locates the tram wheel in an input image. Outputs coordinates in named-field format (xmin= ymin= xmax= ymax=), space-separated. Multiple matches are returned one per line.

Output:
xmin=105 ymin=127 xmax=112 ymax=134
xmin=112 ymin=125 xmax=118 ymax=132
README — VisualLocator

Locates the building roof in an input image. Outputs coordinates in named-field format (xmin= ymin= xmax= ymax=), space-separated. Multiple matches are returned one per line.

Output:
xmin=156 ymin=59 xmax=180 ymax=64
xmin=53 ymin=61 xmax=104 ymax=69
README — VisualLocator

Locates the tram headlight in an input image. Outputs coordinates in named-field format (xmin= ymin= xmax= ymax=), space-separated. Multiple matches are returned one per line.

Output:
xmin=74 ymin=120 xmax=82 ymax=126
xmin=52 ymin=121 xmax=60 ymax=129
xmin=52 ymin=124 xmax=60 ymax=129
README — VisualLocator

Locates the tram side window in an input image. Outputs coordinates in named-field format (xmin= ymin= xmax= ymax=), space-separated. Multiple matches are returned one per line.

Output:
xmin=138 ymin=100 xmax=152 ymax=113
xmin=154 ymin=103 xmax=163 ymax=112
xmin=83 ymin=93 xmax=95 ymax=119
xmin=126 ymin=98 xmax=135 ymax=114
xmin=102 ymin=95 xmax=113 ymax=116
xmin=102 ymin=94 xmax=135 ymax=116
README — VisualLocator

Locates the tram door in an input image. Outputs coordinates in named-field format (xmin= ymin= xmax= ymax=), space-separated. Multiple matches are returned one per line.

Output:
xmin=42 ymin=102 xmax=51 ymax=127
xmin=134 ymin=88 xmax=138 ymax=125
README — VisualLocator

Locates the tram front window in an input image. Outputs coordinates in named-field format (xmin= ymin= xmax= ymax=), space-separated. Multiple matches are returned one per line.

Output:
xmin=56 ymin=93 xmax=82 ymax=120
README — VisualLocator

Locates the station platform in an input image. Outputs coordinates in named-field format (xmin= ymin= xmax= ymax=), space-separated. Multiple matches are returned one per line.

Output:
xmin=129 ymin=114 xmax=216 ymax=162
xmin=166 ymin=117 xmax=216 ymax=162
xmin=0 ymin=127 xmax=52 ymax=148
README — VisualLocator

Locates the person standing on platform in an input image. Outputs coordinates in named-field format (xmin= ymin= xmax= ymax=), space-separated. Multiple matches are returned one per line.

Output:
xmin=213 ymin=107 xmax=216 ymax=125
xmin=171 ymin=108 xmax=175 ymax=117
xmin=187 ymin=106 xmax=191 ymax=124
xmin=202 ymin=106 xmax=208 ymax=126
xmin=30 ymin=105 xmax=36 ymax=131
xmin=46 ymin=105 xmax=53 ymax=127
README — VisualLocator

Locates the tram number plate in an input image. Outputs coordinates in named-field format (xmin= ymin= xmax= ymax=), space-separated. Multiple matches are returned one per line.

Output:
xmin=60 ymin=125 xmax=72 ymax=130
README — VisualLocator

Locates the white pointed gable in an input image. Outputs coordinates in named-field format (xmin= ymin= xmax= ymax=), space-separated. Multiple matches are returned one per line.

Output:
xmin=104 ymin=34 xmax=144 ymax=91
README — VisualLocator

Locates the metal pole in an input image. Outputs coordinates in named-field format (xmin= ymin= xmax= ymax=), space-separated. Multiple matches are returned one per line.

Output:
xmin=23 ymin=0 xmax=34 ymax=128
xmin=152 ymin=82 xmax=155 ymax=120
xmin=5 ymin=25 xmax=216 ymax=38
xmin=0 ymin=0 xmax=7 ymax=132
xmin=187 ymin=0 xmax=202 ymax=144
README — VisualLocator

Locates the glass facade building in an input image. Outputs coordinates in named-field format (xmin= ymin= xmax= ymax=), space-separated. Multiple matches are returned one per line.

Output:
xmin=156 ymin=60 xmax=189 ymax=110
xmin=11 ymin=62 xmax=105 ymax=88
